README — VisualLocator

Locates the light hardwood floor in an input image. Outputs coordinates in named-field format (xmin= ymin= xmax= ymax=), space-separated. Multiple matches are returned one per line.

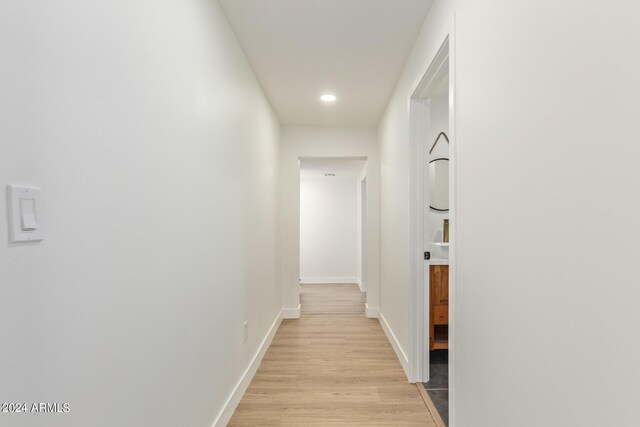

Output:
xmin=300 ymin=283 xmax=365 ymax=315
xmin=228 ymin=284 xmax=436 ymax=426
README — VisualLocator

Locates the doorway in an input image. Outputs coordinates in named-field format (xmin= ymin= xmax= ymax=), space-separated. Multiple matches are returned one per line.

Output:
xmin=298 ymin=157 xmax=368 ymax=315
xmin=409 ymin=36 xmax=453 ymax=426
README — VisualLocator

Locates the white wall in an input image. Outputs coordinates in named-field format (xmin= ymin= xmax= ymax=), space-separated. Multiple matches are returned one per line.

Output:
xmin=281 ymin=127 xmax=380 ymax=315
xmin=454 ymin=1 xmax=640 ymax=425
xmin=0 ymin=1 xmax=281 ymax=426
xmin=300 ymin=175 xmax=359 ymax=282
xmin=381 ymin=0 xmax=640 ymax=426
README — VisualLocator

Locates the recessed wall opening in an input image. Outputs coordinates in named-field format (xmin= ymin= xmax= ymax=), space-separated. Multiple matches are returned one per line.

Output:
xmin=409 ymin=37 xmax=452 ymax=426
xmin=298 ymin=157 xmax=368 ymax=315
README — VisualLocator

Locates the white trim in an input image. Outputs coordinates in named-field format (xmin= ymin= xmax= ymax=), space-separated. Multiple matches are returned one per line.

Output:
xmin=356 ymin=277 xmax=363 ymax=292
xmin=365 ymin=303 xmax=379 ymax=318
xmin=378 ymin=311 xmax=410 ymax=379
xmin=299 ymin=277 xmax=358 ymax=284
xmin=448 ymin=13 xmax=458 ymax=427
xmin=282 ymin=304 xmax=301 ymax=319
xmin=409 ymin=96 xmax=428 ymax=384
xmin=357 ymin=167 xmax=367 ymax=294
xmin=211 ymin=310 xmax=283 ymax=427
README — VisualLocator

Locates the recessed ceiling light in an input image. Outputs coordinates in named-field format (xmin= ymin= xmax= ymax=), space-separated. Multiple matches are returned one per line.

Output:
xmin=320 ymin=94 xmax=336 ymax=102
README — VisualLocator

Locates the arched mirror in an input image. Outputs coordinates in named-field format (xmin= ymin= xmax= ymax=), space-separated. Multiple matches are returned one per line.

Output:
xmin=429 ymin=158 xmax=449 ymax=211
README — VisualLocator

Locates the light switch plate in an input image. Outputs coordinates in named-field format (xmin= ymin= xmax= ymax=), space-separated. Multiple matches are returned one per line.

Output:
xmin=7 ymin=184 xmax=44 ymax=243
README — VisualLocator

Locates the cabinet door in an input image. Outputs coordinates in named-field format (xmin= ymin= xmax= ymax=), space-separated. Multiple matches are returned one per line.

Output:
xmin=431 ymin=265 xmax=449 ymax=305
xmin=433 ymin=305 xmax=449 ymax=325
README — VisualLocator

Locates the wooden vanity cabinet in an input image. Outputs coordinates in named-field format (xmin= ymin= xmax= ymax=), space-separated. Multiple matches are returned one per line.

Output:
xmin=429 ymin=264 xmax=449 ymax=350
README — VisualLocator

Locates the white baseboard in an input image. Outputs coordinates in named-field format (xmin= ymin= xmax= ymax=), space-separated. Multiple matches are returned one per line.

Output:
xmin=299 ymin=277 xmax=358 ymax=284
xmin=356 ymin=277 xmax=363 ymax=292
xmin=282 ymin=304 xmax=301 ymax=319
xmin=378 ymin=310 xmax=410 ymax=380
xmin=365 ymin=303 xmax=379 ymax=318
xmin=212 ymin=310 xmax=283 ymax=427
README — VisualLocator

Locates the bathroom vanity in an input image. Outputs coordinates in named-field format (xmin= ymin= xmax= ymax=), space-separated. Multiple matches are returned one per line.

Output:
xmin=429 ymin=262 xmax=449 ymax=350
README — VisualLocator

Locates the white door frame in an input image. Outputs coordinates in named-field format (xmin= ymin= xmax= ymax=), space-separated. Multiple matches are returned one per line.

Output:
xmin=358 ymin=175 xmax=367 ymax=292
xmin=408 ymin=23 xmax=457 ymax=426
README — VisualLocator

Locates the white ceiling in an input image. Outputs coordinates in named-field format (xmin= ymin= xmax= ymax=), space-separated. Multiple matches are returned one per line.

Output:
xmin=300 ymin=158 xmax=366 ymax=180
xmin=217 ymin=0 xmax=433 ymax=126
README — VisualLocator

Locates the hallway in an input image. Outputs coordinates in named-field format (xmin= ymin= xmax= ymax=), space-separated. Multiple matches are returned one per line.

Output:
xmin=3 ymin=1 xmax=639 ymax=426
xmin=229 ymin=285 xmax=436 ymax=425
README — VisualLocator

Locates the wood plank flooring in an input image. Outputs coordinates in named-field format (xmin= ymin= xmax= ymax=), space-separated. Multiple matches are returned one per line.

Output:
xmin=300 ymin=283 xmax=365 ymax=315
xmin=229 ymin=284 xmax=435 ymax=426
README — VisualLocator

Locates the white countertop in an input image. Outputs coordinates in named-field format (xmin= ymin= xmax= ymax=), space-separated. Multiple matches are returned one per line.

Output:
xmin=428 ymin=258 xmax=449 ymax=265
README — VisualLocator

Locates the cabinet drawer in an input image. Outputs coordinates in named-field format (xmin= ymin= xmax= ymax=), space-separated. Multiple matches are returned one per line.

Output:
xmin=433 ymin=305 xmax=448 ymax=325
